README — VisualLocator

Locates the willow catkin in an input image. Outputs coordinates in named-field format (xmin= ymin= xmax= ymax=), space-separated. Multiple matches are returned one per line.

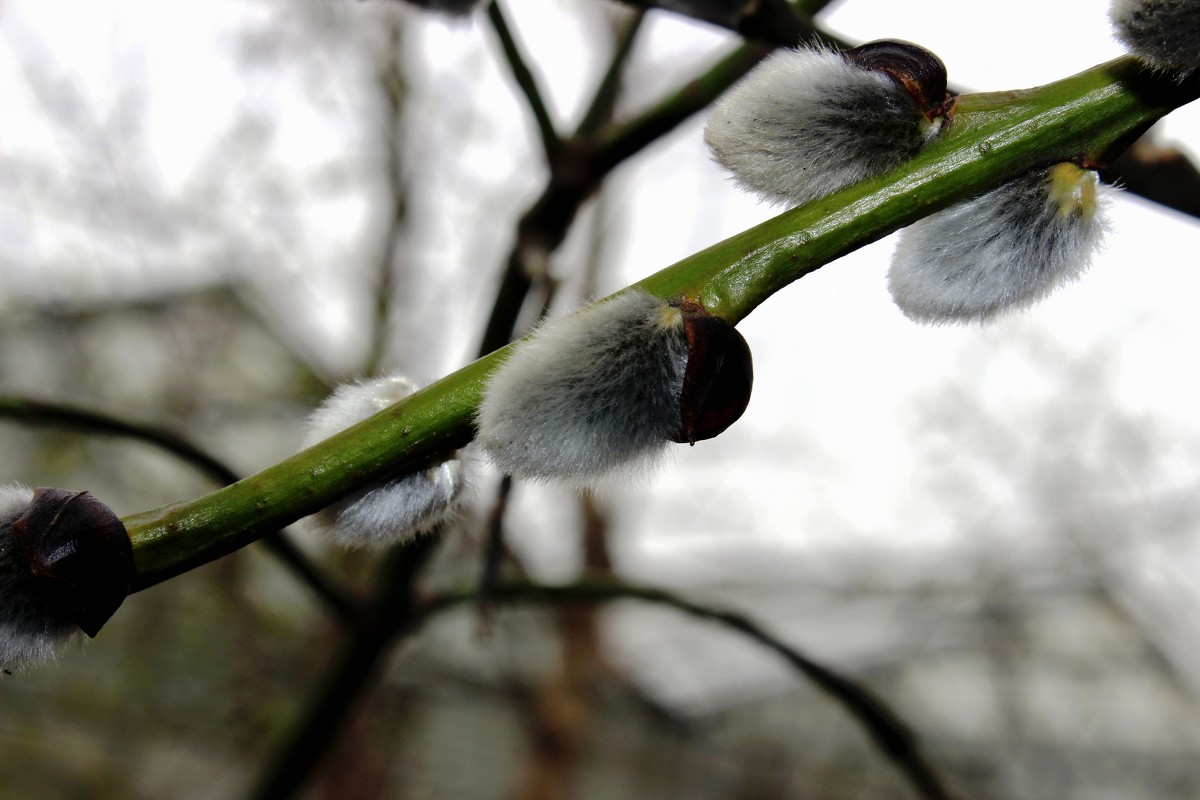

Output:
xmin=888 ymin=164 xmax=1110 ymax=323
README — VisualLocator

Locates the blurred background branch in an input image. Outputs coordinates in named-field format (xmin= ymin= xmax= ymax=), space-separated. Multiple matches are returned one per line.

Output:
xmin=424 ymin=578 xmax=960 ymax=800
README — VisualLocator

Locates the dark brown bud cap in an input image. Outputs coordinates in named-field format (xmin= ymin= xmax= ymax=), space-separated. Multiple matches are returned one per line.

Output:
xmin=673 ymin=302 xmax=754 ymax=446
xmin=11 ymin=488 xmax=133 ymax=637
xmin=844 ymin=39 xmax=949 ymax=121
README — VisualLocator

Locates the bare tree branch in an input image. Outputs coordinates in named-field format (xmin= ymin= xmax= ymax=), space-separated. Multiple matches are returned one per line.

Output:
xmin=1101 ymin=134 xmax=1200 ymax=220
xmin=422 ymin=579 xmax=961 ymax=800
xmin=249 ymin=534 xmax=438 ymax=800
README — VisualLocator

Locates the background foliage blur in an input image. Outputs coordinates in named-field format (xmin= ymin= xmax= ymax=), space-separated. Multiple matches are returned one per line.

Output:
xmin=3 ymin=0 xmax=1200 ymax=798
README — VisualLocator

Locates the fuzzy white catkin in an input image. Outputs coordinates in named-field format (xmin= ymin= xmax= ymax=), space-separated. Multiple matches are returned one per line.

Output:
xmin=888 ymin=164 xmax=1109 ymax=324
xmin=1110 ymin=0 xmax=1200 ymax=77
xmin=476 ymin=291 xmax=690 ymax=486
xmin=705 ymin=46 xmax=934 ymax=207
xmin=0 ymin=483 xmax=78 ymax=670
xmin=302 ymin=375 xmax=466 ymax=547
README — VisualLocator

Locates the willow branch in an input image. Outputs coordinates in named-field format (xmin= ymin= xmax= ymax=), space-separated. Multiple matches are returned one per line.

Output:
xmin=0 ymin=395 xmax=360 ymax=622
xmin=120 ymin=59 xmax=1200 ymax=590
xmin=421 ymin=579 xmax=958 ymax=800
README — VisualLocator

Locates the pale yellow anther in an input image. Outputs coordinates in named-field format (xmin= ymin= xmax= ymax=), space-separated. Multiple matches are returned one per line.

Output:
xmin=655 ymin=303 xmax=684 ymax=331
xmin=1048 ymin=163 xmax=1099 ymax=219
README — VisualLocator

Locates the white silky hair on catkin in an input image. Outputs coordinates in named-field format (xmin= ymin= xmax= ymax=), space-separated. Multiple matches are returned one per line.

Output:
xmin=476 ymin=290 xmax=690 ymax=486
xmin=1110 ymin=0 xmax=1200 ymax=77
xmin=888 ymin=165 xmax=1109 ymax=324
xmin=303 ymin=375 xmax=466 ymax=548
xmin=704 ymin=46 xmax=931 ymax=207
xmin=0 ymin=483 xmax=79 ymax=670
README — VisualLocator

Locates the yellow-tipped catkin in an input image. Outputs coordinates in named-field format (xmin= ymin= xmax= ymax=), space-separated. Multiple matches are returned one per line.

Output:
xmin=888 ymin=164 xmax=1110 ymax=324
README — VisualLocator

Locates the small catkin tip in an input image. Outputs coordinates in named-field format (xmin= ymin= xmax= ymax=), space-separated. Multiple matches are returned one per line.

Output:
xmin=888 ymin=164 xmax=1110 ymax=324
xmin=302 ymin=374 xmax=466 ymax=547
xmin=704 ymin=44 xmax=936 ymax=207
xmin=655 ymin=303 xmax=684 ymax=332
xmin=0 ymin=484 xmax=79 ymax=671
xmin=476 ymin=291 xmax=690 ymax=486
xmin=1110 ymin=0 xmax=1200 ymax=77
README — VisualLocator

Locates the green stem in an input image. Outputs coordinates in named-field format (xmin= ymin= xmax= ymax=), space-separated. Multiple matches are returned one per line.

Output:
xmin=122 ymin=58 xmax=1199 ymax=591
xmin=639 ymin=58 xmax=1198 ymax=321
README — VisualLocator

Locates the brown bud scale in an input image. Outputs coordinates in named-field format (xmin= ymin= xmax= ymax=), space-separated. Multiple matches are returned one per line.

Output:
xmin=844 ymin=39 xmax=950 ymax=121
xmin=672 ymin=301 xmax=754 ymax=446
xmin=12 ymin=488 xmax=133 ymax=637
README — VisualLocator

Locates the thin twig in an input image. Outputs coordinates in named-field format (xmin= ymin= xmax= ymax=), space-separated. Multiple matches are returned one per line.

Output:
xmin=366 ymin=14 xmax=409 ymax=375
xmin=249 ymin=533 xmax=439 ymax=800
xmin=421 ymin=579 xmax=960 ymax=800
xmin=0 ymin=395 xmax=239 ymax=485
xmin=480 ymin=0 xmax=834 ymax=357
xmin=0 ymin=395 xmax=361 ymax=623
xmin=477 ymin=474 xmax=514 ymax=630
xmin=576 ymin=10 xmax=646 ymax=138
xmin=591 ymin=40 xmax=774 ymax=174
xmin=487 ymin=0 xmax=560 ymax=163
xmin=479 ymin=32 xmax=773 ymax=354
